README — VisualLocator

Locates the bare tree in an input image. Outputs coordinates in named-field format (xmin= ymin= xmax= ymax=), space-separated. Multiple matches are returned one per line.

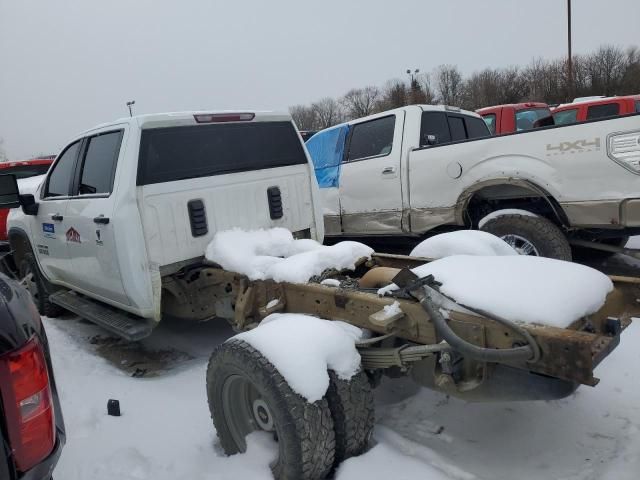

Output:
xmin=435 ymin=65 xmax=464 ymax=106
xmin=289 ymin=105 xmax=317 ymax=130
xmin=586 ymin=45 xmax=628 ymax=96
xmin=311 ymin=97 xmax=344 ymax=129
xmin=341 ymin=86 xmax=380 ymax=119
xmin=376 ymin=79 xmax=408 ymax=111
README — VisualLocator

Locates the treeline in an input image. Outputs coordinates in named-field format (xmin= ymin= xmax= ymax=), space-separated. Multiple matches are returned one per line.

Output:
xmin=290 ymin=44 xmax=640 ymax=131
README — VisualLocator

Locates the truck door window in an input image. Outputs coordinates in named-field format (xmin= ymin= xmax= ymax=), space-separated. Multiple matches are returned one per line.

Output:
xmin=515 ymin=108 xmax=552 ymax=131
xmin=481 ymin=114 xmax=496 ymax=135
xmin=553 ymin=109 xmax=578 ymax=125
xmin=77 ymin=130 xmax=123 ymax=195
xmin=586 ymin=103 xmax=620 ymax=120
xmin=346 ymin=115 xmax=395 ymax=161
xmin=44 ymin=141 xmax=81 ymax=197
xmin=447 ymin=116 xmax=467 ymax=142
xmin=465 ymin=116 xmax=491 ymax=139
xmin=420 ymin=112 xmax=451 ymax=146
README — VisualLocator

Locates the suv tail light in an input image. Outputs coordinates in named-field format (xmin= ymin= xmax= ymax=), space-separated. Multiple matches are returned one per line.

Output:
xmin=193 ymin=112 xmax=255 ymax=123
xmin=0 ymin=337 xmax=55 ymax=472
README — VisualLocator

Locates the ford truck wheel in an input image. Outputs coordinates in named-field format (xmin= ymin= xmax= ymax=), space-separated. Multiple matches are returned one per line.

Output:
xmin=325 ymin=370 xmax=374 ymax=467
xmin=19 ymin=252 xmax=64 ymax=318
xmin=480 ymin=214 xmax=572 ymax=261
xmin=206 ymin=339 xmax=335 ymax=480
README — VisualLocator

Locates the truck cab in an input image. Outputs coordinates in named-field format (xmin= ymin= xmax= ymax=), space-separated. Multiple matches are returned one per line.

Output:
xmin=3 ymin=111 xmax=323 ymax=339
xmin=476 ymin=102 xmax=553 ymax=135
xmin=552 ymin=95 xmax=640 ymax=126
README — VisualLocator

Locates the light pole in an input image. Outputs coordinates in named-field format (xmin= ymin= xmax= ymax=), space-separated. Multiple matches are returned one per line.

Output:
xmin=406 ymin=68 xmax=420 ymax=84
xmin=567 ymin=0 xmax=573 ymax=100
xmin=126 ymin=100 xmax=136 ymax=117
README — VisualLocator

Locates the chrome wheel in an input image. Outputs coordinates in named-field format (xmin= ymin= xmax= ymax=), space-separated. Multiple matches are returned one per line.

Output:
xmin=501 ymin=234 xmax=540 ymax=256
xmin=221 ymin=374 xmax=279 ymax=453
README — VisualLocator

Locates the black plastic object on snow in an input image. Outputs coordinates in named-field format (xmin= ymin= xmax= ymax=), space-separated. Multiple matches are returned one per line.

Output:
xmin=107 ymin=399 xmax=121 ymax=416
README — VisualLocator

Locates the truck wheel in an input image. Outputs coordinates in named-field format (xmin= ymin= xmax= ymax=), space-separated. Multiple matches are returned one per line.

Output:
xmin=480 ymin=214 xmax=572 ymax=261
xmin=206 ymin=339 xmax=335 ymax=480
xmin=326 ymin=370 xmax=374 ymax=467
xmin=19 ymin=253 xmax=64 ymax=318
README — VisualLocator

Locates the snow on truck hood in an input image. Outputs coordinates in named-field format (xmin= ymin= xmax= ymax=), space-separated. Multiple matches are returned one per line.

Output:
xmin=205 ymin=227 xmax=373 ymax=283
xmin=379 ymin=255 xmax=613 ymax=329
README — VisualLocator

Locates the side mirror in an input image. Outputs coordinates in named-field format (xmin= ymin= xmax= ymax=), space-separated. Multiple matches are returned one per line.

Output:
xmin=19 ymin=195 xmax=39 ymax=216
xmin=0 ymin=175 xmax=20 ymax=209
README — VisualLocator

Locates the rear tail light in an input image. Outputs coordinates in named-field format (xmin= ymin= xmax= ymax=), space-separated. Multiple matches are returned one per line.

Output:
xmin=193 ymin=112 xmax=255 ymax=123
xmin=0 ymin=337 xmax=55 ymax=472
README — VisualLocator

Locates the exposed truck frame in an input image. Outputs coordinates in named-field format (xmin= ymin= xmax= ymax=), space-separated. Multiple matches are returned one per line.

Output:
xmin=190 ymin=253 xmax=639 ymax=399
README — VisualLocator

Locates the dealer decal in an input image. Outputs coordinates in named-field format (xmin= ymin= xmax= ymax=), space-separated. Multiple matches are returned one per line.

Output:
xmin=42 ymin=223 xmax=55 ymax=238
xmin=36 ymin=244 xmax=49 ymax=256
xmin=66 ymin=227 xmax=81 ymax=243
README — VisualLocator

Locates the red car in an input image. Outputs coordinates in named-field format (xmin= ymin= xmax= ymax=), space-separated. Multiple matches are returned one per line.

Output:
xmin=0 ymin=159 xmax=53 ymax=243
xmin=552 ymin=94 xmax=640 ymax=126
xmin=477 ymin=102 xmax=554 ymax=135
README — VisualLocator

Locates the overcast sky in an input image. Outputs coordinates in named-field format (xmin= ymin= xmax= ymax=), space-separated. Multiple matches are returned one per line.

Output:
xmin=1 ymin=0 xmax=639 ymax=159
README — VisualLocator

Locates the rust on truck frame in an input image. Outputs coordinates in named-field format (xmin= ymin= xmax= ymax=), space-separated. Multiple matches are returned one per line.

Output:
xmin=163 ymin=252 xmax=638 ymax=400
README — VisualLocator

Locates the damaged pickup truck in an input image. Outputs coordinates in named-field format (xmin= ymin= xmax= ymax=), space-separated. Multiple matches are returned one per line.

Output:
xmin=0 ymin=111 xmax=637 ymax=480
xmin=306 ymin=105 xmax=640 ymax=260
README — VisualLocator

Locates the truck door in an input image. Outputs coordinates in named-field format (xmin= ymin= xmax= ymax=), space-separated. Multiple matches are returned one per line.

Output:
xmin=31 ymin=140 xmax=82 ymax=284
xmin=63 ymin=129 xmax=130 ymax=306
xmin=338 ymin=112 xmax=404 ymax=234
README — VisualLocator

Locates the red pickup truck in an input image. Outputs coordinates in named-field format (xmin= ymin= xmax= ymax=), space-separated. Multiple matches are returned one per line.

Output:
xmin=476 ymin=102 xmax=554 ymax=135
xmin=0 ymin=159 xmax=53 ymax=243
xmin=552 ymin=95 xmax=640 ymax=125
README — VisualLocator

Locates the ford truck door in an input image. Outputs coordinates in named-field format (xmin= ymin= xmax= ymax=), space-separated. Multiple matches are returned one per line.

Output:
xmin=338 ymin=112 xmax=405 ymax=234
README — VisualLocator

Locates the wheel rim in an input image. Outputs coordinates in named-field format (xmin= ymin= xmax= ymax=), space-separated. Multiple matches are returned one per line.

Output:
xmin=221 ymin=374 xmax=278 ymax=453
xmin=501 ymin=234 xmax=540 ymax=256
xmin=20 ymin=265 xmax=39 ymax=303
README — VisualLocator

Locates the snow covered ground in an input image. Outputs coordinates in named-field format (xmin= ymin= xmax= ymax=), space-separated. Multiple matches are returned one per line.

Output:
xmin=46 ymin=311 xmax=640 ymax=480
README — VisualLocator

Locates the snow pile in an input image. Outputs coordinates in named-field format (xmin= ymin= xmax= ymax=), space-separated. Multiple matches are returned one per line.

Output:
xmin=379 ymin=255 xmax=613 ymax=328
xmin=410 ymin=230 xmax=517 ymax=258
xmin=205 ymin=228 xmax=373 ymax=283
xmin=235 ymin=313 xmax=364 ymax=402
xmin=17 ymin=174 xmax=46 ymax=195
xmin=478 ymin=208 xmax=537 ymax=228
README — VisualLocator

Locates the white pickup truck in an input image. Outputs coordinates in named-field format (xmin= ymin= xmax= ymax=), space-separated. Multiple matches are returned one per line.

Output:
xmin=0 ymin=111 xmax=323 ymax=339
xmin=306 ymin=105 xmax=640 ymax=259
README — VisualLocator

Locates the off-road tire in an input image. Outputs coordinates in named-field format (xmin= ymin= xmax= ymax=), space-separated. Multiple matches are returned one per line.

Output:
xmin=206 ymin=339 xmax=335 ymax=480
xmin=480 ymin=214 xmax=572 ymax=261
xmin=19 ymin=252 xmax=64 ymax=318
xmin=326 ymin=370 xmax=374 ymax=467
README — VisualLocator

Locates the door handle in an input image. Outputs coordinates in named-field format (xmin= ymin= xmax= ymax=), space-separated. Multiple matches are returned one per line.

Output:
xmin=51 ymin=214 xmax=63 ymax=222
xmin=93 ymin=216 xmax=110 ymax=225
xmin=381 ymin=167 xmax=396 ymax=174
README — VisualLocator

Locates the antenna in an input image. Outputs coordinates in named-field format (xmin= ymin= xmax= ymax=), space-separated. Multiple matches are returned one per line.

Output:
xmin=126 ymin=100 xmax=136 ymax=117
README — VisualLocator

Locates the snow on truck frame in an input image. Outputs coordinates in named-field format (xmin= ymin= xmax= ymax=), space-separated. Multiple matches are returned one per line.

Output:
xmin=0 ymin=111 xmax=638 ymax=479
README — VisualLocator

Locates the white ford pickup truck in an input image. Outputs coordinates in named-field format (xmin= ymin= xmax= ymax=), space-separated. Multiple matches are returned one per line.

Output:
xmin=0 ymin=111 xmax=323 ymax=339
xmin=306 ymin=105 xmax=640 ymax=260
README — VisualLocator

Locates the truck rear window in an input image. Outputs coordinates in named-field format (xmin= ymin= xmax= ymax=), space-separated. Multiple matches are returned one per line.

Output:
xmin=137 ymin=121 xmax=307 ymax=185
xmin=1 ymin=164 xmax=50 ymax=179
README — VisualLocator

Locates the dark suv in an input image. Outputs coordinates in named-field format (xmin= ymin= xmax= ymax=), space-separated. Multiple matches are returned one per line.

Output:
xmin=0 ymin=274 xmax=65 ymax=480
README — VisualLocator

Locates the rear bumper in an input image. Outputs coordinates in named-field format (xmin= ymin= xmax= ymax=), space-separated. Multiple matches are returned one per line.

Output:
xmin=561 ymin=198 xmax=640 ymax=229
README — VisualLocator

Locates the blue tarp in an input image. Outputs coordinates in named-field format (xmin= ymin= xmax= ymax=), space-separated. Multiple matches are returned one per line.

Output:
xmin=305 ymin=124 xmax=350 ymax=188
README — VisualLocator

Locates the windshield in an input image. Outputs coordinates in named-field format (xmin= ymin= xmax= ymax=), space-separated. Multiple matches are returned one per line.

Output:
xmin=515 ymin=108 xmax=553 ymax=131
xmin=1 ymin=164 xmax=51 ymax=179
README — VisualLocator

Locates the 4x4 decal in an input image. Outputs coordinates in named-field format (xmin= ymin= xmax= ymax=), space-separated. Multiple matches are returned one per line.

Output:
xmin=546 ymin=138 xmax=601 ymax=156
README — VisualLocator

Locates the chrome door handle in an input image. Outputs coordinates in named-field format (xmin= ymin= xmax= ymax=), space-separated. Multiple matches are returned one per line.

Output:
xmin=382 ymin=167 xmax=396 ymax=174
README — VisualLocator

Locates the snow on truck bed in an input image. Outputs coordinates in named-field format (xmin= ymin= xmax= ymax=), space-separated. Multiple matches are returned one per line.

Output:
xmin=205 ymin=228 xmax=372 ymax=283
